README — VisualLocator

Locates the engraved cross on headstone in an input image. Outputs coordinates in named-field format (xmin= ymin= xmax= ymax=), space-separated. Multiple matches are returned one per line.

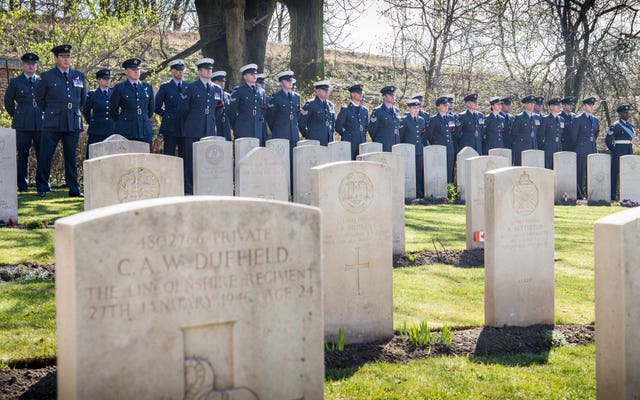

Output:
xmin=344 ymin=247 xmax=369 ymax=295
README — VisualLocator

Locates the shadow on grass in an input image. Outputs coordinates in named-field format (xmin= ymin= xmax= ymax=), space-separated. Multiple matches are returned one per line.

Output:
xmin=469 ymin=324 xmax=553 ymax=366
xmin=0 ymin=229 xmax=55 ymax=263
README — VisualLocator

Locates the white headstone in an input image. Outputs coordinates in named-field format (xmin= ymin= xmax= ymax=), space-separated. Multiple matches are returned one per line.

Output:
xmin=293 ymin=145 xmax=330 ymax=205
xmin=595 ymin=208 xmax=640 ymax=399
xmin=553 ymin=151 xmax=577 ymax=203
xmin=88 ymin=134 xmax=150 ymax=159
xmin=234 ymin=137 xmax=260 ymax=169
xmin=297 ymin=139 xmax=320 ymax=147
xmin=235 ymin=147 xmax=288 ymax=202
xmin=587 ymin=153 xmax=611 ymax=203
xmin=329 ymin=141 xmax=352 ymax=162
xmin=357 ymin=152 xmax=405 ymax=255
xmin=465 ymin=155 xmax=510 ymax=250
xmin=392 ymin=143 xmax=417 ymax=201
xmin=424 ymin=145 xmax=448 ymax=199
xmin=311 ymin=161 xmax=393 ymax=343
xmin=359 ymin=142 xmax=383 ymax=155
xmin=266 ymin=138 xmax=291 ymax=194
xmin=0 ymin=128 xmax=17 ymax=225
xmin=83 ymin=154 xmax=184 ymax=210
xmin=200 ymin=136 xmax=226 ymax=141
xmin=456 ymin=146 xmax=479 ymax=202
xmin=488 ymin=148 xmax=512 ymax=164
xmin=485 ymin=167 xmax=555 ymax=327
xmin=620 ymin=155 xmax=640 ymax=202
xmin=193 ymin=139 xmax=233 ymax=196
xmin=55 ymin=197 xmax=323 ymax=400
xmin=521 ymin=150 xmax=545 ymax=168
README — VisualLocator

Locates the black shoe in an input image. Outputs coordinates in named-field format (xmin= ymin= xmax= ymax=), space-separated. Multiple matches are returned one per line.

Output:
xmin=69 ymin=191 xmax=84 ymax=198
xmin=18 ymin=188 xmax=28 ymax=193
xmin=36 ymin=191 xmax=46 ymax=197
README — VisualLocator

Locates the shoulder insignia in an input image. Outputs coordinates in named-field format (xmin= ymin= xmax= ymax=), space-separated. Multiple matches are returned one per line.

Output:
xmin=370 ymin=115 xmax=377 ymax=123
xmin=300 ymin=108 xmax=309 ymax=116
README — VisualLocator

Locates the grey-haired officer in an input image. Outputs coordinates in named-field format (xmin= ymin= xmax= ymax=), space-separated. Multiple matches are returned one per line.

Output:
xmin=211 ymin=71 xmax=232 ymax=141
xmin=35 ymin=44 xmax=86 ymax=197
xmin=560 ymin=96 xmax=576 ymax=151
xmin=510 ymin=95 xmax=539 ymax=166
xmin=230 ymin=63 xmax=268 ymax=145
xmin=570 ymin=97 xmax=600 ymax=199
xmin=400 ymin=98 xmax=427 ymax=197
xmin=456 ymin=93 xmax=483 ymax=155
xmin=179 ymin=58 xmax=221 ymax=194
xmin=155 ymin=59 xmax=188 ymax=157
xmin=4 ymin=52 xmax=42 ymax=192
xmin=368 ymin=85 xmax=400 ymax=152
xmin=605 ymin=104 xmax=634 ymax=200
xmin=82 ymin=68 xmax=115 ymax=157
xmin=299 ymin=80 xmax=336 ymax=146
xmin=109 ymin=57 xmax=155 ymax=147
xmin=335 ymin=84 xmax=368 ymax=159
xmin=482 ymin=97 xmax=506 ymax=154
xmin=538 ymin=97 xmax=564 ymax=169
xmin=427 ymin=96 xmax=456 ymax=183
xmin=500 ymin=97 xmax=514 ymax=145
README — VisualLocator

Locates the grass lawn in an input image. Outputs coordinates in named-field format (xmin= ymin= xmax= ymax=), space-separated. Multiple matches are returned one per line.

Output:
xmin=0 ymin=196 xmax=623 ymax=397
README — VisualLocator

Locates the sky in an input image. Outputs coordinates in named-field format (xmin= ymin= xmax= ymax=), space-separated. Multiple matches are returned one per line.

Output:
xmin=328 ymin=1 xmax=394 ymax=55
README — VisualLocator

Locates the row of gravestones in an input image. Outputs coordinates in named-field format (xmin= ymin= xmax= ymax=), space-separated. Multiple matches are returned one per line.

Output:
xmin=61 ymin=163 xmax=640 ymax=399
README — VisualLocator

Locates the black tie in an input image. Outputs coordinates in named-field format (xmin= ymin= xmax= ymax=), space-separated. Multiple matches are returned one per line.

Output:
xmin=103 ymin=89 xmax=108 ymax=97
xmin=288 ymin=92 xmax=292 ymax=101
xmin=28 ymin=76 xmax=33 ymax=87
xmin=414 ymin=116 xmax=417 ymax=123
xmin=252 ymin=85 xmax=257 ymax=93
xmin=63 ymin=71 xmax=68 ymax=83
xmin=133 ymin=82 xmax=138 ymax=90
xmin=177 ymin=82 xmax=182 ymax=93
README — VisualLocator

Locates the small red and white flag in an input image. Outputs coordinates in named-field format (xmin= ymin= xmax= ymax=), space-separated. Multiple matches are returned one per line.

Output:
xmin=474 ymin=231 xmax=485 ymax=242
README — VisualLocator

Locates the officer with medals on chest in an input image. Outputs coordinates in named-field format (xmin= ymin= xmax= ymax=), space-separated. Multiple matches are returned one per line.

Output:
xmin=560 ymin=96 xmax=576 ymax=151
xmin=211 ymin=70 xmax=232 ymax=141
xmin=179 ymin=58 xmax=221 ymax=195
xmin=368 ymin=85 xmax=400 ymax=152
xmin=109 ymin=57 xmax=155 ymax=147
xmin=500 ymin=97 xmax=515 ymax=146
xmin=299 ymin=80 xmax=336 ymax=146
xmin=570 ymin=97 xmax=600 ymax=199
xmin=35 ymin=44 xmax=86 ymax=198
xmin=83 ymin=68 xmax=114 ymax=158
xmin=335 ymin=84 xmax=368 ymax=160
xmin=230 ymin=63 xmax=268 ymax=145
xmin=511 ymin=95 xmax=540 ymax=166
xmin=456 ymin=93 xmax=484 ymax=155
xmin=606 ymin=104 xmax=634 ymax=201
xmin=427 ymin=96 xmax=457 ymax=183
xmin=400 ymin=98 xmax=427 ymax=198
xmin=4 ymin=52 xmax=42 ymax=192
xmin=155 ymin=59 xmax=188 ymax=157
xmin=482 ymin=96 xmax=506 ymax=155
xmin=538 ymin=97 xmax=565 ymax=169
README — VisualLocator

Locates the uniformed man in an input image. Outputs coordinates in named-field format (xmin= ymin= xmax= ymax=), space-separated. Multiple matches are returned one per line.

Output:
xmin=368 ymin=85 xmax=400 ymax=152
xmin=570 ymin=97 xmax=600 ymax=199
xmin=538 ymin=97 xmax=564 ymax=169
xmin=456 ymin=93 xmax=483 ymax=155
xmin=299 ymin=80 xmax=336 ymax=146
xmin=4 ymin=52 xmax=42 ymax=192
xmin=533 ymin=96 xmax=545 ymax=117
xmin=400 ymin=98 xmax=427 ymax=197
xmin=335 ymin=84 xmax=368 ymax=160
xmin=560 ymin=96 xmax=576 ymax=151
xmin=427 ymin=96 xmax=457 ymax=183
xmin=211 ymin=70 xmax=232 ymax=141
xmin=605 ymin=104 xmax=634 ymax=200
xmin=500 ymin=97 xmax=514 ymax=146
xmin=256 ymin=73 xmax=269 ymax=140
xmin=82 ymin=68 xmax=114 ymax=158
xmin=155 ymin=59 xmax=188 ymax=157
xmin=179 ymin=58 xmax=221 ymax=195
xmin=482 ymin=96 xmax=506 ymax=154
xmin=109 ymin=57 xmax=155 ymax=147
xmin=230 ymin=63 xmax=268 ymax=145
xmin=510 ymin=95 xmax=539 ymax=166
xmin=35 ymin=44 xmax=85 ymax=198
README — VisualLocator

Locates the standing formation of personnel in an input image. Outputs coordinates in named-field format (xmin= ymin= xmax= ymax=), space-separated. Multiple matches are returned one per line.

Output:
xmin=4 ymin=44 xmax=635 ymax=202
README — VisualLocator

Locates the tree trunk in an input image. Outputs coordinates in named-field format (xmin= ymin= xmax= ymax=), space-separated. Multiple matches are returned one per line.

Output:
xmin=283 ymin=0 xmax=324 ymax=91
xmin=244 ymin=0 xmax=277 ymax=74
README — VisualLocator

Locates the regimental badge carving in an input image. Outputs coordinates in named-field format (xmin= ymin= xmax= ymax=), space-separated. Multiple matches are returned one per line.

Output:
xmin=339 ymin=171 xmax=373 ymax=213
xmin=512 ymin=171 xmax=538 ymax=216
xmin=116 ymin=167 xmax=160 ymax=203
xmin=0 ymin=136 xmax=5 ymax=153
xmin=206 ymin=144 xmax=224 ymax=165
